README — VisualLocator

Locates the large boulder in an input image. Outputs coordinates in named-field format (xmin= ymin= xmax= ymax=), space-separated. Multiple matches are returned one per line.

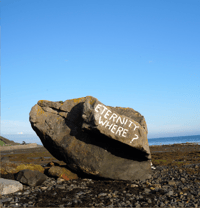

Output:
xmin=29 ymin=96 xmax=152 ymax=181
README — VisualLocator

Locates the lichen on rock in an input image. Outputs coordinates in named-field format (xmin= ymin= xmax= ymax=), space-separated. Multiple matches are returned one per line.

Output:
xmin=29 ymin=96 xmax=152 ymax=181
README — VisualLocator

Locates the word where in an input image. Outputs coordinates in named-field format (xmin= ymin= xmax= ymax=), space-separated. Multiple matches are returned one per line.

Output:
xmin=95 ymin=104 xmax=139 ymax=143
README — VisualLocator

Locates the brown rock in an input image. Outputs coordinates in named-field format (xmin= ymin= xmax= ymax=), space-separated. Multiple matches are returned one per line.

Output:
xmin=29 ymin=96 xmax=152 ymax=181
xmin=15 ymin=169 xmax=47 ymax=186
xmin=1 ymin=162 xmax=44 ymax=175
xmin=48 ymin=166 xmax=78 ymax=180
xmin=82 ymin=96 xmax=150 ymax=156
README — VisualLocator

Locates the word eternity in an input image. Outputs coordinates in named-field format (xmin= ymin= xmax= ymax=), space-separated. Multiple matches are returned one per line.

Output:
xmin=95 ymin=104 xmax=139 ymax=143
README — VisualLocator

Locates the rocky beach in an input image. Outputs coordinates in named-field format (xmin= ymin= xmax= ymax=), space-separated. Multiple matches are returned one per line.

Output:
xmin=1 ymin=97 xmax=200 ymax=207
xmin=1 ymin=141 xmax=200 ymax=207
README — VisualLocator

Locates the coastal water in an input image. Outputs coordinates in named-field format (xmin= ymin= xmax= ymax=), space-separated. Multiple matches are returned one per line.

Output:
xmin=1 ymin=134 xmax=200 ymax=146
xmin=148 ymin=134 xmax=200 ymax=146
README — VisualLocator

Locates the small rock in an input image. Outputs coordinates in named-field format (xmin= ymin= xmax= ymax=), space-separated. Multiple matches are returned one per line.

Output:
xmin=147 ymin=199 xmax=152 ymax=203
xmin=40 ymin=186 xmax=48 ymax=191
xmin=144 ymin=188 xmax=151 ymax=194
xmin=0 ymin=179 xmax=23 ymax=195
xmin=152 ymin=183 xmax=161 ymax=188
xmin=23 ymin=190 xmax=31 ymax=195
xmin=162 ymin=185 xmax=170 ymax=191
xmin=178 ymin=202 xmax=184 ymax=207
xmin=15 ymin=169 xmax=47 ymax=186
xmin=56 ymin=185 xmax=65 ymax=189
xmin=166 ymin=190 xmax=174 ymax=196
xmin=48 ymin=166 xmax=78 ymax=180
xmin=181 ymin=178 xmax=186 ymax=183
xmin=164 ymin=200 xmax=169 ymax=204
xmin=168 ymin=180 xmax=176 ymax=185
xmin=135 ymin=202 xmax=141 ymax=207
xmin=130 ymin=184 xmax=138 ymax=187
xmin=98 ymin=193 xmax=107 ymax=197
xmin=57 ymin=178 xmax=65 ymax=183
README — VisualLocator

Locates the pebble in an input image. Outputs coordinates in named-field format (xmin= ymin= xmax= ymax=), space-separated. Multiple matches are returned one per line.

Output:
xmin=168 ymin=180 xmax=176 ymax=185
xmin=167 ymin=190 xmax=174 ymax=196
xmin=1 ymin=163 xmax=200 ymax=207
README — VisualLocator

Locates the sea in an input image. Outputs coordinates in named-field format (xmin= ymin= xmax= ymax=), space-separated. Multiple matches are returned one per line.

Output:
xmin=1 ymin=134 xmax=200 ymax=146
xmin=148 ymin=134 xmax=200 ymax=146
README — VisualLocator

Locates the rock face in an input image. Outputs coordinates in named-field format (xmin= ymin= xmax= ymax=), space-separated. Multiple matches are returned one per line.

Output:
xmin=29 ymin=96 xmax=152 ymax=181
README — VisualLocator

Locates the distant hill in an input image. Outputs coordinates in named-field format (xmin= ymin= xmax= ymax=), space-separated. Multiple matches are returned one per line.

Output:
xmin=0 ymin=136 xmax=21 ymax=145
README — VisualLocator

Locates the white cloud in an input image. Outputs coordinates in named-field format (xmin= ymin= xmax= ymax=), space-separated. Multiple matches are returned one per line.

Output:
xmin=1 ymin=120 xmax=35 ymax=134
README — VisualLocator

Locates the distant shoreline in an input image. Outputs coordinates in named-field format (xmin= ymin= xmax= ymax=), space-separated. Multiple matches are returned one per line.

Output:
xmin=150 ymin=141 xmax=200 ymax=147
xmin=1 ymin=134 xmax=200 ymax=148
xmin=0 ymin=143 xmax=42 ymax=151
xmin=0 ymin=141 xmax=199 ymax=154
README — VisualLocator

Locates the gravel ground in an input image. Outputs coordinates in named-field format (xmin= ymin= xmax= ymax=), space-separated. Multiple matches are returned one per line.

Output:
xmin=1 ymin=163 xmax=200 ymax=207
xmin=1 ymin=143 xmax=200 ymax=207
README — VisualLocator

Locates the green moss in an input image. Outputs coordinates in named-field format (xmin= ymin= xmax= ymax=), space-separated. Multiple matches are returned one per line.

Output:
xmin=0 ymin=140 xmax=5 ymax=146
xmin=16 ymin=164 xmax=45 ymax=173
xmin=155 ymin=159 xmax=167 ymax=163
xmin=59 ymin=101 xmax=64 ymax=104
xmin=176 ymin=161 xmax=184 ymax=165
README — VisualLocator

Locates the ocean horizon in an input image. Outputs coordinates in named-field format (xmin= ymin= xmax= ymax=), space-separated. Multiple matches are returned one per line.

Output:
xmin=1 ymin=134 xmax=200 ymax=146
xmin=148 ymin=134 xmax=200 ymax=146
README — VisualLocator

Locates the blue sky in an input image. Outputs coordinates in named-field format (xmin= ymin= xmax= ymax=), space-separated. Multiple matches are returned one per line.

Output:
xmin=1 ymin=0 xmax=200 ymax=142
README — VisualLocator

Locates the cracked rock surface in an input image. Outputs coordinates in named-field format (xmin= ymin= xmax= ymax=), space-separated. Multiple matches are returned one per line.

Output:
xmin=29 ymin=96 xmax=151 ymax=181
